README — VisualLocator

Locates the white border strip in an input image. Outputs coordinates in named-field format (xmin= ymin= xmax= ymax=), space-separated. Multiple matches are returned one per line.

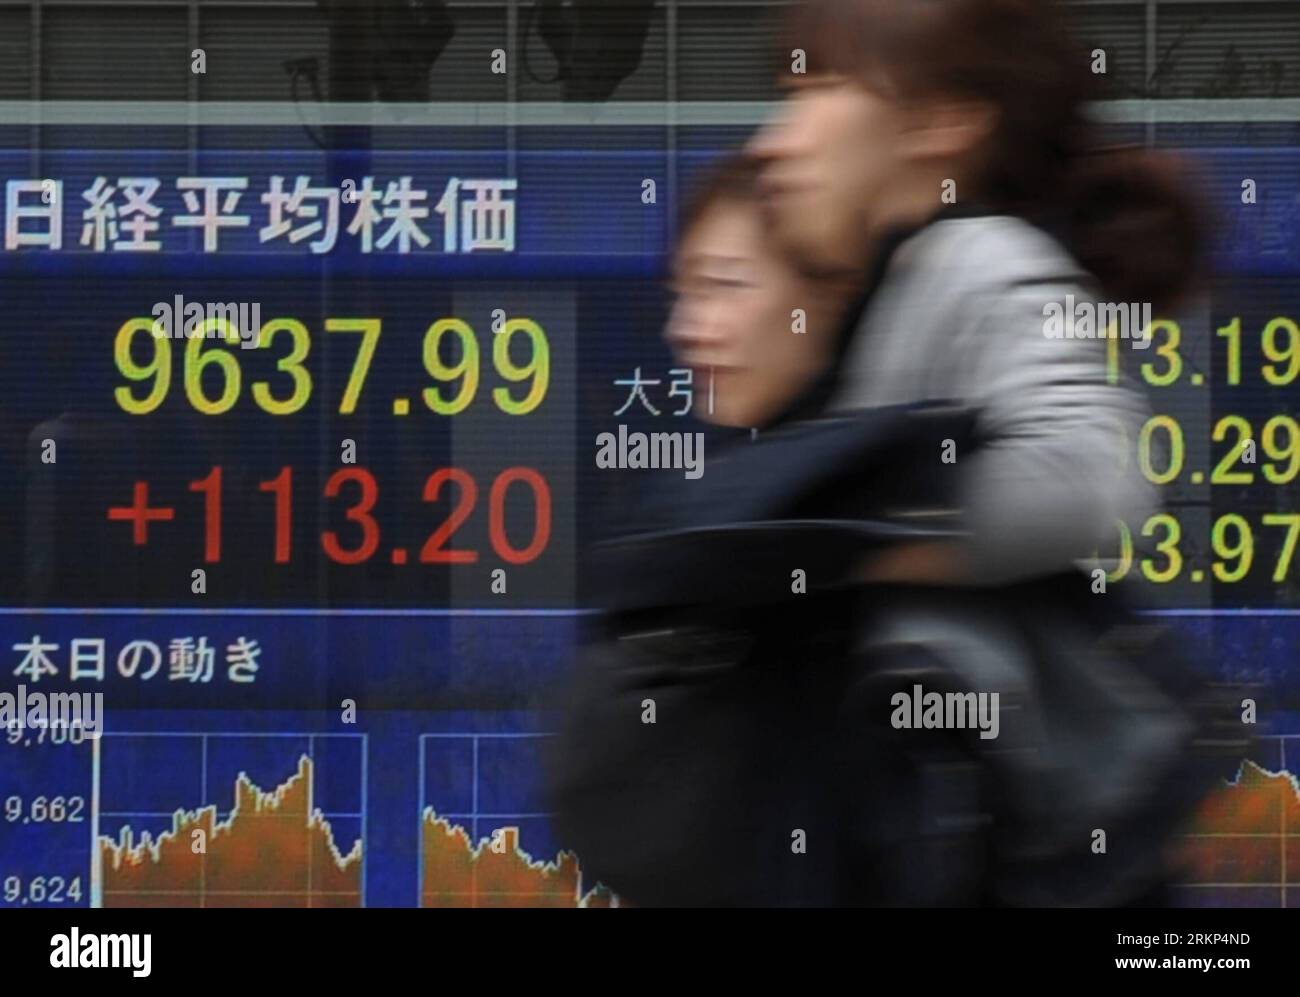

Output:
xmin=0 ymin=100 xmax=771 ymax=128
xmin=1 ymin=99 xmax=1298 ymax=128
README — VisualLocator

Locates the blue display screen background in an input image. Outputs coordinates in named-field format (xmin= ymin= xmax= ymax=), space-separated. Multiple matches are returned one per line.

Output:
xmin=1 ymin=111 xmax=1298 ymax=905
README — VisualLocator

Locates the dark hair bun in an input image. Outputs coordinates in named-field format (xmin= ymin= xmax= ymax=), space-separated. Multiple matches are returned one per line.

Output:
xmin=1063 ymin=145 xmax=1207 ymax=311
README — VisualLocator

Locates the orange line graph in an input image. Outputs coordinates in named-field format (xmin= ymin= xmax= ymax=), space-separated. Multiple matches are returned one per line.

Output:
xmin=100 ymin=755 xmax=363 ymax=907
xmin=420 ymin=809 xmax=616 ymax=908
xmin=1176 ymin=759 xmax=1300 ymax=904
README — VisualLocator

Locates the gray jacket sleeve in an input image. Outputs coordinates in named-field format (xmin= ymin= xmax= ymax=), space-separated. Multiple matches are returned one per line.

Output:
xmin=953 ymin=282 xmax=1157 ymax=584
xmin=828 ymin=216 xmax=1157 ymax=585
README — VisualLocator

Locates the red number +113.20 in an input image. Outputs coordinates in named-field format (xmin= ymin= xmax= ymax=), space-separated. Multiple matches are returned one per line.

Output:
xmin=184 ymin=466 xmax=550 ymax=566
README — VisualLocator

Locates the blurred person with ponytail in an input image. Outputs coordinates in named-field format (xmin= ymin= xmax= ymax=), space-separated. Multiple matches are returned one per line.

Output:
xmin=732 ymin=0 xmax=1235 ymax=907
xmin=747 ymin=0 xmax=1204 ymax=587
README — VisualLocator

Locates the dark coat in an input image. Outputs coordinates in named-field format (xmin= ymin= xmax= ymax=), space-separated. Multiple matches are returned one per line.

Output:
xmin=545 ymin=403 xmax=1243 ymax=906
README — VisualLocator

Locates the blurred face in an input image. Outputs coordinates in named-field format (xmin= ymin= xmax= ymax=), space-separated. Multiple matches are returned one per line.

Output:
xmin=666 ymin=200 xmax=834 ymax=428
xmin=747 ymin=74 xmax=914 ymax=274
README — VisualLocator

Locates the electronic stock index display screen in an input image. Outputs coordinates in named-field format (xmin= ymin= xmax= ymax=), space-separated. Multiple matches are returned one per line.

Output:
xmin=1 ymin=110 xmax=1298 ymax=907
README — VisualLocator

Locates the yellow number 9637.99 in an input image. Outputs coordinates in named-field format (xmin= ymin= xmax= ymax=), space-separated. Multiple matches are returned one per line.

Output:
xmin=113 ymin=315 xmax=549 ymax=417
